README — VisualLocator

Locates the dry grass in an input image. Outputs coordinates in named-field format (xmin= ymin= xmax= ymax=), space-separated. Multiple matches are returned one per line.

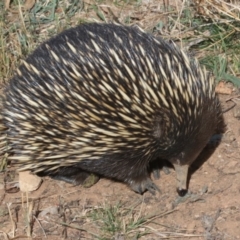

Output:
xmin=1 ymin=0 xmax=240 ymax=85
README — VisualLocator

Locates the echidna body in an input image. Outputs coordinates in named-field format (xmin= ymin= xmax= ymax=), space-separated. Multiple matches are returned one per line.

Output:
xmin=1 ymin=23 xmax=222 ymax=195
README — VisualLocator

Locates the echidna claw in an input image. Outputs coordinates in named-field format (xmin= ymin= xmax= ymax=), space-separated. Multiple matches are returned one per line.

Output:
xmin=146 ymin=182 xmax=161 ymax=195
xmin=129 ymin=178 xmax=161 ymax=195
xmin=152 ymin=166 xmax=171 ymax=180
xmin=152 ymin=168 xmax=160 ymax=180
xmin=151 ymin=159 xmax=171 ymax=180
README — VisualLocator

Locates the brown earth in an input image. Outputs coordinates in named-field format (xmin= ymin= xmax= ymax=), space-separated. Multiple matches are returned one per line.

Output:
xmin=0 ymin=92 xmax=240 ymax=239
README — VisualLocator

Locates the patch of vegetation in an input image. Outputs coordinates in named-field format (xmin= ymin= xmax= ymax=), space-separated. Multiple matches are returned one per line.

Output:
xmin=87 ymin=202 xmax=151 ymax=239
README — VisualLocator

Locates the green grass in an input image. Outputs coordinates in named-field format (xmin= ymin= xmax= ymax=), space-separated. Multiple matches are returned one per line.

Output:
xmin=1 ymin=0 xmax=240 ymax=85
xmin=79 ymin=201 xmax=176 ymax=239
xmin=168 ymin=2 xmax=240 ymax=85
xmin=87 ymin=202 xmax=150 ymax=239
xmin=198 ymin=21 xmax=240 ymax=85
xmin=0 ymin=0 xmax=85 ymax=84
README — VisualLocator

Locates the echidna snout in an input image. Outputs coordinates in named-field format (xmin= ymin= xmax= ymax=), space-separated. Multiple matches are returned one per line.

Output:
xmin=173 ymin=164 xmax=189 ymax=196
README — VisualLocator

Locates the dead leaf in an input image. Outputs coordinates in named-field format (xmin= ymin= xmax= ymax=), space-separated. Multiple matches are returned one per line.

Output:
xmin=19 ymin=171 xmax=42 ymax=192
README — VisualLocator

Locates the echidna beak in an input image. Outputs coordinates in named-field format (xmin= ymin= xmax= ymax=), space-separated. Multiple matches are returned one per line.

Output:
xmin=172 ymin=163 xmax=189 ymax=197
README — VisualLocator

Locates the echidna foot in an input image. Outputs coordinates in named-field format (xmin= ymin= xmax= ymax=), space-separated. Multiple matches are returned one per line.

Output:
xmin=150 ymin=159 xmax=171 ymax=180
xmin=152 ymin=165 xmax=171 ymax=180
xmin=129 ymin=178 xmax=161 ymax=195
xmin=45 ymin=167 xmax=100 ymax=188
xmin=77 ymin=173 xmax=100 ymax=188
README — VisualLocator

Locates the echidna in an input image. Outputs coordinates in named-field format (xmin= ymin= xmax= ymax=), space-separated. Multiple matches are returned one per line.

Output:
xmin=0 ymin=23 xmax=222 ymax=196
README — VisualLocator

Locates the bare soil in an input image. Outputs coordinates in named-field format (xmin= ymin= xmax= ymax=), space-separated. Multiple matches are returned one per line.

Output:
xmin=0 ymin=92 xmax=240 ymax=239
